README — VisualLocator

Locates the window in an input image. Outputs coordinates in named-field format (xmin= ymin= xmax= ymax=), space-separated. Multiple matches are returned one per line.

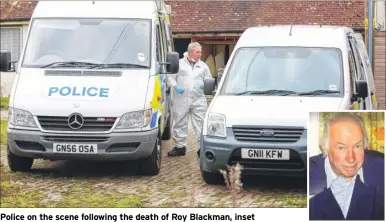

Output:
xmin=220 ymin=47 xmax=344 ymax=97
xmin=349 ymin=39 xmax=366 ymax=80
xmin=155 ymin=24 xmax=162 ymax=62
xmin=0 ymin=27 xmax=22 ymax=62
xmin=22 ymin=18 xmax=151 ymax=68
xmin=159 ymin=20 xmax=168 ymax=58
xmin=163 ymin=20 xmax=173 ymax=51
xmin=348 ymin=50 xmax=357 ymax=94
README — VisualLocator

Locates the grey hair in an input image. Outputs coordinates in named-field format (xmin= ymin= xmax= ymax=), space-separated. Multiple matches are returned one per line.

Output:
xmin=187 ymin=42 xmax=202 ymax=52
xmin=320 ymin=112 xmax=368 ymax=153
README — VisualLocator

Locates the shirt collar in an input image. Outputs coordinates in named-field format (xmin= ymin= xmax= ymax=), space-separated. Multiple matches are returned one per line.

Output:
xmin=324 ymin=156 xmax=364 ymax=188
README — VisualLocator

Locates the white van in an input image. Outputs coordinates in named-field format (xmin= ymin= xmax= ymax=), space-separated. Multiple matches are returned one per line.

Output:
xmin=200 ymin=25 xmax=378 ymax=184
xmin=7 ymin=0 xmax=179 ymax=176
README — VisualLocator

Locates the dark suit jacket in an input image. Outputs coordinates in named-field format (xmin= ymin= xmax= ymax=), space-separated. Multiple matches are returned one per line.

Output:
xmin=309 ymin=150 xmax=384 ymax=220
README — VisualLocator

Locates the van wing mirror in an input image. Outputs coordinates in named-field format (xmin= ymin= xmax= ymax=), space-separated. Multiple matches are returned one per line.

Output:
xmin=204 ymin=78 xmax=216 ymax=95
xmin=165 ymin=52 xmax=179 ymax=74
xmin=355 ymin=80 xmax=369 ymax=98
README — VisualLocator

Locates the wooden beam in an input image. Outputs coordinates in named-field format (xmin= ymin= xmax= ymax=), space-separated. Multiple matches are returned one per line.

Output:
xmin=0 ymin=21 xmax=29 ymax=26
xmin=173 ymin=33 xmax=242 ymax=39
xmin=365 ymin=2 xmax=368 ymax=49
xmin=199 ymin=40 xmax=238 ymax=45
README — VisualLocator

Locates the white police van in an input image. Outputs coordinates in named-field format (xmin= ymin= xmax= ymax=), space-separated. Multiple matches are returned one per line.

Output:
xmin=7 ymin=0 xmax=179 ymax=175
xmin=201 ymin=25 xmax=378 ymax=184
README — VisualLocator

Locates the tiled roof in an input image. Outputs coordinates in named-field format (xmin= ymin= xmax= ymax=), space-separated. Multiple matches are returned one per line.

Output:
xmin=0 ymin=1 xmax=37 ymax=21
xmin=1 ymin=1 xmax=365 ymax=32
xmin=167 ymin=1 xmax=365 ymax=32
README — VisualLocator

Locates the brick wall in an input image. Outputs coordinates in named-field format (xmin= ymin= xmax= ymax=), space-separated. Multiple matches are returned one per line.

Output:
xmin=374 ymin=32 xmax=386 ymax=110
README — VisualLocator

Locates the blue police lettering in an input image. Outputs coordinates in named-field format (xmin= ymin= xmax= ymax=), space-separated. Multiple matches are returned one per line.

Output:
xmin=87 ymin=87 xmax=98 ymax=96
xmin=99 ymin=88 xmax=109 ymax=97
xmin=60 ymin=87 xmax=71 ymax=96
xmin=72 ymin=87 xmax=81 ymax=96
xmin=48 ymin=87 xmax=109 ymax=97
xmin=48 ymin=87 xmax=59 ymax=96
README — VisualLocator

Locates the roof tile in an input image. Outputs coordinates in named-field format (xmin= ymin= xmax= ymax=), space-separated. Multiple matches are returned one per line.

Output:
xmin=0 ymin=1 xmax=365 ymax=32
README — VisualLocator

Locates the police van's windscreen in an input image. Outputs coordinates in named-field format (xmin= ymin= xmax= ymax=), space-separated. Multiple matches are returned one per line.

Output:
xmin=221 ymin=47 xmax=343 ymax=97
xmin=21 ymin=18 xmax=151 ymax=69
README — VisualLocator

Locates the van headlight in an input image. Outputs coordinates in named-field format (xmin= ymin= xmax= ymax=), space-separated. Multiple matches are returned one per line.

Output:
xmin=207 ymin=113 xmax=226 ymax=137
xmin=8 ymin=108 xmax=37 ymax=128
xmin=115 ymin=109 xmax=152 ymax=129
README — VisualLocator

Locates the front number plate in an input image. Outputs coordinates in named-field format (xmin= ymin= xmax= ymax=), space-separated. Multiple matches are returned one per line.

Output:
xmin=53 ymin=143 xmax=98 ymax=154
xmin=241 ymin=148 xmax=290 ymax=160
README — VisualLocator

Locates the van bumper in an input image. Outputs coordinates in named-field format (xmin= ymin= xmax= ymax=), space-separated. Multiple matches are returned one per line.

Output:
xmin=200 ymin=128 xmax=307 ymax=177
xmin=7 ymin=128 xmax=158 ymax=161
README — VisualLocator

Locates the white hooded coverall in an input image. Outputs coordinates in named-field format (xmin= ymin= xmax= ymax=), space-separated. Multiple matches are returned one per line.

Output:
xmin=167 ymin=53 xmax=212 ymax=148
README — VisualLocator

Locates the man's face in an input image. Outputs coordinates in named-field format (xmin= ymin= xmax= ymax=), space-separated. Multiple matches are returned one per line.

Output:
xmin=326 ymin=120 xmax=365 ymax=180
xmin=188 ymin=46 xmax=202 ymax=62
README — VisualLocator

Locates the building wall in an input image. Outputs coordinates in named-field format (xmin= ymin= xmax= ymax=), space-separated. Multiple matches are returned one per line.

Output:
xmin=374 ymin=31 xmax=386 ymax=110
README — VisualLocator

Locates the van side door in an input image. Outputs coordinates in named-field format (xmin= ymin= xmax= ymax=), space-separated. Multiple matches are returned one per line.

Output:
xmin=155 ymin=15 xmax=170 ymax=128
xmin=354 ymin=33 xmax=378 ymax=110
xmin=159 ymin=14 xmax=174 ymax=124
xmin=348 ymin=36 xmax=370 ymax=110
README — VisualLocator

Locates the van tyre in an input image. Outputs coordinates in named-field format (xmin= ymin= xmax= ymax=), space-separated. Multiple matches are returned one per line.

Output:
xmin=200 ymin=164 xmax=225 ymax=185
xmin=7 ymin=145 xmax=33 ymax=172
xmin=161 ymin=117 xmax=171 ymax=140
xmin=139 ymin=130 xmax=162 ymax=176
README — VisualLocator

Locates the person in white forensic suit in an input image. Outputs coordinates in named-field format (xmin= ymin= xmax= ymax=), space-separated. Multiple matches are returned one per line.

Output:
xmin=166 ymin=42 xmax=212 ymax=157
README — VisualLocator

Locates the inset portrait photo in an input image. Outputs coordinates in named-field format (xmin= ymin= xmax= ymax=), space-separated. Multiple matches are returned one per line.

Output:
xmin=308 ymin=111 xmax=384 ymax=220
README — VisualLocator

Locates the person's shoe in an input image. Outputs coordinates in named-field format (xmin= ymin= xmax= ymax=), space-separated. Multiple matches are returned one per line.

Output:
xmin=167 ymin=146 xmax=186 ymax=157
xmin=196 ymin=149 xmax=200 ymax=158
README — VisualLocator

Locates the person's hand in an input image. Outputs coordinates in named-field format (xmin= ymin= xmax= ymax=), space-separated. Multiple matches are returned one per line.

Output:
xmin=175 ymin=85 xmax=184 ymax=94
xmin=200 ymin=83 xmax=204 ymax=89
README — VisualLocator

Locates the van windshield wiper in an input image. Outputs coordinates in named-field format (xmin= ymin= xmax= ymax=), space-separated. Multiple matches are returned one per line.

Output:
xmin=41 ymin=61 xmax=99 ymax=68
xmin=91 ymin=63 xmax=149 ymax=69
xmin=298 ymin=90 xmax=340 ymax=96
xmin=235 ymin=89 xmax=298 ymax=96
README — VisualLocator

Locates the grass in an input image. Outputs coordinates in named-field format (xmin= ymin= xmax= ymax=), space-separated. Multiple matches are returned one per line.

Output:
xmin=0 ymin=96 xmax=9 ymax=110
xmin=0 ymin=181 xmax=46 ymax=208
xmin=278 ymin=195 xmax=307 ymax=208
xmin=0 ymin=178 xmax=144 ymax=208
xmin=1 ymin=120 xmax=7 ymax=146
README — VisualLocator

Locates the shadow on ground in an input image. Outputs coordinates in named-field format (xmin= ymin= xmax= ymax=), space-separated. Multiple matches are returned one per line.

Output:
xmin=27 ymin=160 xmax=147 ymax=178
xmin=242 ymin=175 xmax=306 ymax=192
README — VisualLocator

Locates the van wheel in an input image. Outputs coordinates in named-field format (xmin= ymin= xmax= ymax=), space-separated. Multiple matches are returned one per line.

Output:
xmin=139 ymin=130 xmax=162 ymax=176
xmin=7 ymin=145 xmax=33 ymax=172
xmin=200 ymin=164 xmax=225 ymax=185
xmin=161 ymin=117 xmax=171 ymax=140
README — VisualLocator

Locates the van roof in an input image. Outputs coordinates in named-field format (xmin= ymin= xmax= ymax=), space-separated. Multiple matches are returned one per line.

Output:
xmin=33 ymin=1 xmax=159 ymax=20
xmin=236 ymin=25 xmax=353 ymax=49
